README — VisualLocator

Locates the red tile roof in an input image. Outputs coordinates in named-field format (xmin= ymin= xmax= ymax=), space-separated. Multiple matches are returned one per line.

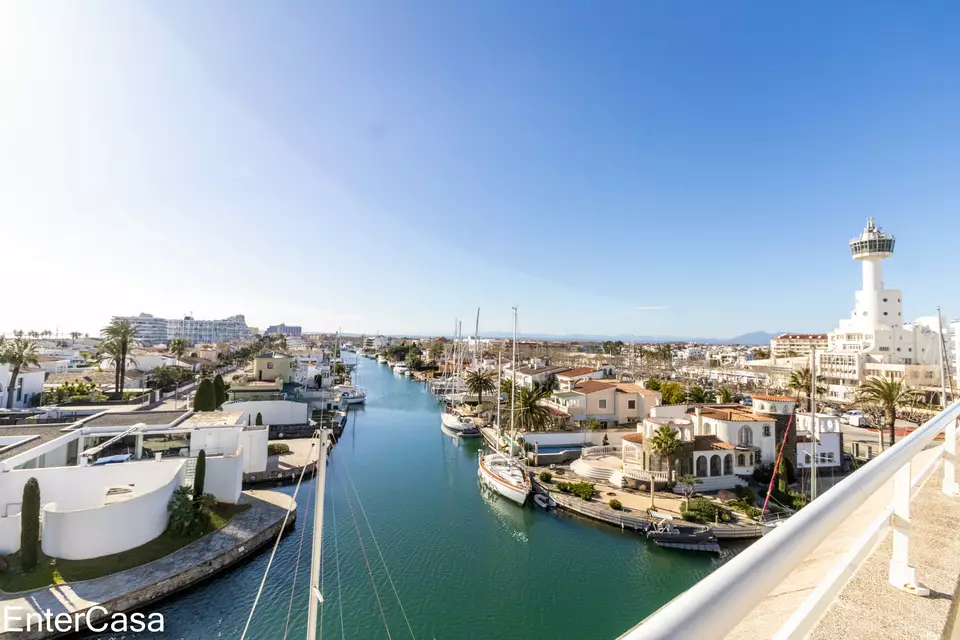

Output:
xmin=694 ymin=435 xmax=736 ymax=451
xmin=751 ymin=394 xmax=797 ymax=402
xmin=572 ymin=380 xmax=615 ymax=395
xmin=557 ymin=367 xmax=598 ymax=378
xmin=699 ymin=407 xmax=773 ymax=423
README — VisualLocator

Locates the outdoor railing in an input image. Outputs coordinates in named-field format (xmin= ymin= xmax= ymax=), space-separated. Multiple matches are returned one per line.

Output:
xmin=582 ymin=445 xmax=621 ymax=457
xmin=619 ymin=400 xmax=960 ymax=639
xmin=621 ymin=467 xmax=671 ymax=483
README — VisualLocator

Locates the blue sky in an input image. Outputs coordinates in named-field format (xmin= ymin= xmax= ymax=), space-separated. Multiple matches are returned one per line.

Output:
xmin=2 ymin=2 xmax=958 ymax=339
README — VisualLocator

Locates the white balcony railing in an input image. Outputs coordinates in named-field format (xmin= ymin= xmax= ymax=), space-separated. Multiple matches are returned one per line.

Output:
xmin=582 ymin=445 xmax=621 ymax=457
xmin=619 ymin=400 xmax=960 ymax=640
xmin=621 ymin=467 xmax=671 ymax=482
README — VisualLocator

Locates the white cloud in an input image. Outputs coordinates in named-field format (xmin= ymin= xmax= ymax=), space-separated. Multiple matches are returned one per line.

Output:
xmin=636 ymin=306 xmax=668 ymax=311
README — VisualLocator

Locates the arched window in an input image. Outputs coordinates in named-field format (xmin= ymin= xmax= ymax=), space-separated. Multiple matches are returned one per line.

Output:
xmin=723 ymin=454 xmax=733 ymax=475
xmin=696 ymin=456 xmax=707 ymax=478
xmin=737 ymin=454 xmax=745 ymax=467
xmin=703 ymin=422 xmax=712 ymax=435
xmin=770 ymin=404 xmax=779 ymax=414
xmin=738 ymin=426 xmax=753 ymax=446
xmin=709 ymin=454 xmax=721 ymax=476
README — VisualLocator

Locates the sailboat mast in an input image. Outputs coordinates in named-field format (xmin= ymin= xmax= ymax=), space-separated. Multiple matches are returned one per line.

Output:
xmin=511 ymin=306 xmax=517 ymax=441
xmin=473 ymin=307 xmax=480 ymax=372
xmin=496 ymin=342 xmax=503 ymax=444
xmin=305 ymin=428 xmax=330 ymax=640
xmin=810 ymin=346 xmax=818 ymax=501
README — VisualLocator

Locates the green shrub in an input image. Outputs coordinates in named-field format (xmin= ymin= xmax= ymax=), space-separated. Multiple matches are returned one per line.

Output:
xmin=255 ymin=412 xmax=263 ymax=426
xmin=213 ymin=374 xmax=226 ymax=408
xmin=681 ymin=497 xmax=731 ymax=523
xmin=193 ymin=378 xmax=216 ymax=411
xmin=555 ymin=481 xmax=597 ymax=501
xmin=193 ymin=450 xmax=206 ymax=504
xmin=728 ymin=497 xmax=762 ymax=520
xmin=20 ymin=478 xmax=41 ymax=571
xmin=538 ymin=471 xmax=553 ymax=483
xmin=609 ymin=499 xmax=623 ymax=511
xmin=167 ymin=487 xmax=196 ymax=536
xmin=268 ymin=443 xmax=290 ymax=456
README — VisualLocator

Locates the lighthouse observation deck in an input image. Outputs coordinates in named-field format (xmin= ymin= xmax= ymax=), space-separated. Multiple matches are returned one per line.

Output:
xmin=850 ymin=218 xmax=895 ymax=259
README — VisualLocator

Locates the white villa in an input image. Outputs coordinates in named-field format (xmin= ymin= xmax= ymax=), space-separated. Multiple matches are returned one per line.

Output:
xmin=572 ymin=395 xmax=799 ymax=492
xmin=0 ymin=409 xmax=269 ymax=561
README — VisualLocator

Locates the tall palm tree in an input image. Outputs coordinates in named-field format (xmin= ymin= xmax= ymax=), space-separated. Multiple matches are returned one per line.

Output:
xmin=69 ymin=331 xmax=81 ymax=342
xmin=101 ymin=318 xmax=139 ymax=394
xmin=856 ymin=377 xmax=918 ymax=449
xmin=648 ymin=425 xmax=682 ymax=480
xmin=41 ymin=330 xmax=52 ymax=340
xmin=511 ymin=386 xmax=553 ymax=432
xmin=168 ymin=338 xmax=190 ymax=359
xmin=0 ymin=337 xmax=40 ymax=408
xmin=465 ymin=369 xmax=496 ymax=411
xmin=100 ymin=340 xmax=139 ymax=393
xmin=27 ymin=330 xmax=39 ymax=340
xmin=718 ymin=387 xmax=734 ymax=403
xmin=787 ymin=367 xmax=826 ymax=412
xmin=428 ymin=343 xmax=444 ymax=362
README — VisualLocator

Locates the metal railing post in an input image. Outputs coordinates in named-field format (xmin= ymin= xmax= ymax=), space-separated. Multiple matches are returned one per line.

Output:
xmin=943 ymin=417 xmax=959 ymax=496
xmin=889 ymin=458 xmax=928 ymax=595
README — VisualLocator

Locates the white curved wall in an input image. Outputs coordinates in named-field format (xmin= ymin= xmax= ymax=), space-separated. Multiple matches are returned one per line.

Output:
xmin=221 ymin=400 xmax=308 ymax=425
xmin=41 ymin=463 xmax=182 ymax=560
xmin=205 ymin=451 xmax=243 ymax=504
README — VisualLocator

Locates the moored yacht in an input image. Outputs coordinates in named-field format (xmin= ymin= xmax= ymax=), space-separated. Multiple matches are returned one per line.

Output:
xmin=476 ymin=306 xmax=530 ymax=506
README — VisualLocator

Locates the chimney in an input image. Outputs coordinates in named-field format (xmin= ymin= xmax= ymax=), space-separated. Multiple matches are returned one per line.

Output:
xmin=694 ymin=406 xmax=702 ymax=435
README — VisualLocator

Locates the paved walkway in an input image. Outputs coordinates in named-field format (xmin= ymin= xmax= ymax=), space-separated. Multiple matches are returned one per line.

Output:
xmin=274 ymin=437 xmax=320 ymax=470
xmin=0 ymin=490 xmax=294 ymax=637
xmin=811 ymin=459 xmax=960 ymax=640
xmin=726 ymin=443 xmax=944 ymax=639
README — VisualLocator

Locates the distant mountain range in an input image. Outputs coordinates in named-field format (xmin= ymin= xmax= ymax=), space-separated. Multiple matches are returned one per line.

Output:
xmin=335 ymin=330 xmax=780 ymax=345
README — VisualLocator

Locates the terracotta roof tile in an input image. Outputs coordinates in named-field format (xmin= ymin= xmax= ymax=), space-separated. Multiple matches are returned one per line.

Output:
xmin=622 ymin=433 xmax=645 ymax=444
xmin=572 ymin=380 xmax=615 ymax=395
xmin=699 ymin=406 xmax=773 ymax=423
xmin=694 ymin=435 xmax=736 ymax=451
xmin=557 ymin=367 xmax=598 ymax=378
xmin=751 ymin=394 xmax=797 ymax=402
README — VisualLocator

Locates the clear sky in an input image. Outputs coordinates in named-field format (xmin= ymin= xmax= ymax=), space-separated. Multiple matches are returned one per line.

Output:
xmin=2 ymin=2 xmax=958 ymax=339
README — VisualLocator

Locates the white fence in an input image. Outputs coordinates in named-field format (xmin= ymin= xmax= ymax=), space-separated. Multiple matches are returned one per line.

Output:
xmin=620 ymin=400 xmax=960 ymax=639
xmin=582 ymin=445 xmax=621 ymax=457
xmin=622 ymin=467 xmax=671 ymax=482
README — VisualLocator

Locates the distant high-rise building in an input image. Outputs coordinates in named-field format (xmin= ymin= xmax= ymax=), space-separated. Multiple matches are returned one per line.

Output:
xmin=110 ymin=313 xmax=253 ymax=345
xmin=770 ymin=334 xmax=828 ymax=358
xmin=265 ymin=323 xmax=302 ymax=336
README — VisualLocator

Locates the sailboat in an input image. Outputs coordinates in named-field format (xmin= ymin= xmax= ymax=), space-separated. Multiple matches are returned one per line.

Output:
xmin=334 ymin=330 xmax=366 ymax=404
xmin=477 ymin=306 xmax=531 ymax=506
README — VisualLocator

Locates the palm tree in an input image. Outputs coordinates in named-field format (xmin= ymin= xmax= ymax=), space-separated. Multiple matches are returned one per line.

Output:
xmin=168 ymin=338 xmax=190 ymax=359
xmin=686 ymin=385 xmax=715 ymax=403
xmin=465 ymin=369 xmax=496 ymax=411
xmin=101 ymin=318 xmax=139 ymax=394
xmin=856 ymin=377 xmax=918 ymax=449
xmin=428 ymin=343 xmax=444 ymax=362
xmin=511 ymin=386 xmax=553 ymax=432
xmin=500 ymin=378 xmax=518 ymax=400
xmin=718 ymin=387 xmax=734 ymax=403
xmin=27 ymin=330 xmax=39 ymax=340
xmin=69 ymin=331 xmax=81 ymax=342
xmin=41 ymin=330 xmax=52 ymax=340
xmin=787 ymin=367 xmax=826 ymax=412
xmin=0 ymin=337 xmax=40 ymax=408
xmin=648 ymin=425 xmax=682 ymax=482
xmin=100 ymin=339 xmax=139 ymax=393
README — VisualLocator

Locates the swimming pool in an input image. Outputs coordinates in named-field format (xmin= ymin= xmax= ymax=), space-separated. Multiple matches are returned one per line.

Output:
xmin=533 ymin=444 xmax=584 ymax=454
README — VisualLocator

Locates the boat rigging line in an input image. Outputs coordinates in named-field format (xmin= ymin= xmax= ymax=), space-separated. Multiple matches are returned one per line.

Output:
xmin=331 ymin=466 xmax=345 ymax=640
xmin=340 ymin=457 xmax=417 ymax=639
xmin=240 ymin=435 xmax=320 ymax=640
xmin=283 ymin=463 xmax=318 ymax=640
xmin=340 ymin=472 xmax=393 ymax=639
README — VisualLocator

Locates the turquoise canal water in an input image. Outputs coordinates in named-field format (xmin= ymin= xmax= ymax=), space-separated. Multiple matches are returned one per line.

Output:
xmin=87 ymin=356 xmax=740 ymax=639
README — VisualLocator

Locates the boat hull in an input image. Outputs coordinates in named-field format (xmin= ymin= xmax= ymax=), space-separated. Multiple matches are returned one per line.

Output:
xmin=441 ymin=412 xmax=473 ymax=431
xmin=478 ymin=455 xmax=530 ymax=506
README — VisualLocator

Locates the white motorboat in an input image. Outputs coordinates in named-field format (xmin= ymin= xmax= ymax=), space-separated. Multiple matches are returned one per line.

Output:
xmin=478 ymin=451 xmax=530 ymax=506
xmin=340 ymin=390 xmax=366 ymax=405
xmin=377 ymin=356 xmax=388 ymax=364
xmin=441 ymin=410 xmax=474 ymax=432
xmin=394 ymin=364 xmax=410 ymax=374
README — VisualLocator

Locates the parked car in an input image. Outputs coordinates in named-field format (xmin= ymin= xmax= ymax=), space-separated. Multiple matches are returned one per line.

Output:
xmin=842 ymin=410 xmax=870 ymax=427
xmin=740 ymin=395 xmax=753 ymax=407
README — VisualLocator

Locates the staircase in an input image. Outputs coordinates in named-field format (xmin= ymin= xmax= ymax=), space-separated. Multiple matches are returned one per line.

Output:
xmin=570 ymin=458 xmax=616 ymax=484
xmin=183 ymin=458 xmax=197 ymax=487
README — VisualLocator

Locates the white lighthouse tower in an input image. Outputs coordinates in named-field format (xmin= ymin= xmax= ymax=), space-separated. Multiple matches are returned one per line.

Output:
xmin=847 ymin=217 xmax=901 ymax=330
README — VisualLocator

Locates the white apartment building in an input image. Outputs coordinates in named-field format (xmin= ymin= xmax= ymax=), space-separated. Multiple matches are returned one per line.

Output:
xmin=112 ymin=313 xmax=253 ymax=345
xmin=819 ymin=219 xmax=945 ymax=403
xmin=770 ymin=333 xmax=828 ymax=358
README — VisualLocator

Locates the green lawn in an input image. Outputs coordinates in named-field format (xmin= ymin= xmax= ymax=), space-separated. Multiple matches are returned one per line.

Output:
xmin=0 ymin=502 xmax=250 ymax=593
